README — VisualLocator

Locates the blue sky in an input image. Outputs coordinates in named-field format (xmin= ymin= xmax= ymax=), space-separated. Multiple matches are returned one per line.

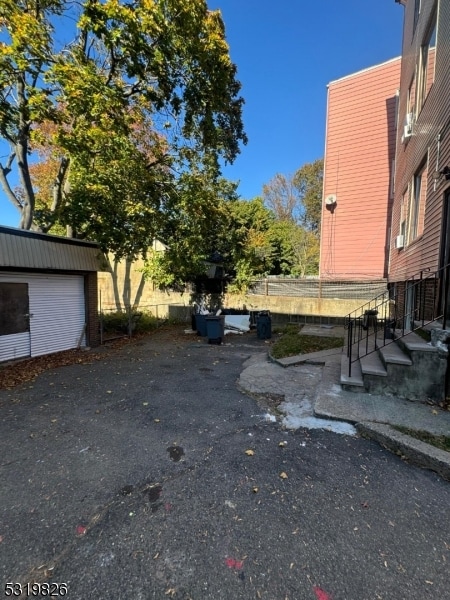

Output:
xmin=0 ymin=0 xmax=404 ymax=227
xmin=212 ymin=0 xmax=404 ymax=199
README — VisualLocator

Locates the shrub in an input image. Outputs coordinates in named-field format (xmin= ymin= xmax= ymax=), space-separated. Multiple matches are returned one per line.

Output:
xmin=100 ymin=310 xmax=159 ymax=334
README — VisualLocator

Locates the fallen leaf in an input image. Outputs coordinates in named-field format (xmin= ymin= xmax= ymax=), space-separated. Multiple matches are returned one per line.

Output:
xmin=280 ymin=471 xmax=288 ymax=479
xmin=245 ymin=449 xmax=255 ymax=456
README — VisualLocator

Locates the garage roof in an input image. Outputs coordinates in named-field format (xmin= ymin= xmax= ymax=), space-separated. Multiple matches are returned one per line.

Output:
xmin=0 ymin=226 xmax=107 ymax=272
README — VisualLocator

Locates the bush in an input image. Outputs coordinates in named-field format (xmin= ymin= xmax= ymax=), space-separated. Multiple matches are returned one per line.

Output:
xmin=100 ymin=310 xmax=159 ymax=334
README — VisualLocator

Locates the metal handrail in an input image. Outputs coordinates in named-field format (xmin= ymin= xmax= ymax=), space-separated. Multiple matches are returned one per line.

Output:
xmin=345 ymin=263 xmax=450 ymax=377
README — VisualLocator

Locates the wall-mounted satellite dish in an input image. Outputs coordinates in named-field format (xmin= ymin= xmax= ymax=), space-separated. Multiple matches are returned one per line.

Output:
xmin=324 ymin=194 xmax=337 ymax=213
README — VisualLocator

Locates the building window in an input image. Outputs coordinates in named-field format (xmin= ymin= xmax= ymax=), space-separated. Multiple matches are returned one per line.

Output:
xmin=408 ymin=158 xmax=428 ymax=242
xmin=400 ymin=190 xmax=408 ymax=244
xmin=407 ymin=74 xmax=416 ymax=120
xmin=417 ymin=13 xmax=437 ymax=114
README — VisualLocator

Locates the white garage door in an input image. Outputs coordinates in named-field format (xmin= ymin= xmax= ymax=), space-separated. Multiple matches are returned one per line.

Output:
xmin=0 ymin=273 xmax=86 ymax=361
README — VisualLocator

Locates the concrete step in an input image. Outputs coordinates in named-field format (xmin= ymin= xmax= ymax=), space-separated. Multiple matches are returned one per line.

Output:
xmin=340 ymin=353 xmax=364 ymax=388
xmin=341 ymin=328 xmax=444 ymax=400
xmin=396 ymin=330 xmax=436 ymax=353
xmin=379 ymin=341 xmax=412 ymax=366
xmin=360 ymin=350 xmax=387 ymax=377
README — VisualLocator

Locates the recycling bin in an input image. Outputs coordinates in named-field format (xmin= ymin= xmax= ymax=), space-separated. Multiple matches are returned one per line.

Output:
xmin=206 ymin=315 xmax=225 ymax=344
xmin=256 ymin=311 xmax=272 ymax=340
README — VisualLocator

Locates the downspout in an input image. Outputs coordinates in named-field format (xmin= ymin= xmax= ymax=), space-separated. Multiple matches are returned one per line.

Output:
xmin=318 ymin=84 xmax=330 ymax=280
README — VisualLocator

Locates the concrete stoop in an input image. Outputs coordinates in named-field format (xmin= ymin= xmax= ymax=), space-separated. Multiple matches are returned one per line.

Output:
xmin=341 ymin=330 xmax=447 ymax=402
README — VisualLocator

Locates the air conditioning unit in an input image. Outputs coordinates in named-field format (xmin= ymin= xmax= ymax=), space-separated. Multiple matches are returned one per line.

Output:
xmin=394 ymin=235 xmax=404 ymax=249
xmin=403 ymin=124 xmax=412 ymax=141
xmin=401 ymin=112 xmax=413 ymax=143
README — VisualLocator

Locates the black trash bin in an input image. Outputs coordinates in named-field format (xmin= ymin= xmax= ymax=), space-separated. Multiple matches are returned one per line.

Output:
xmin=256 ymin=311 xmax=272 ymax=340
xmin=206 ymin=315 xmax=225 ymax=344
xmin=362 ymin=309 xmax=378 ymax=331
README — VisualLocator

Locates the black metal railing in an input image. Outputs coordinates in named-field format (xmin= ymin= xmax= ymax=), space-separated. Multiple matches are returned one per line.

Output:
xmin=344 ymin=264 xmax=450 ymax=377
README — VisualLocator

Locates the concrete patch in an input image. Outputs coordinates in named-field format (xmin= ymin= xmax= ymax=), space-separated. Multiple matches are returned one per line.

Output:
xmin=239 ymin=358 xmax=357 ymax=435
xmin=279 ymin=399 xmax=357 ymax=435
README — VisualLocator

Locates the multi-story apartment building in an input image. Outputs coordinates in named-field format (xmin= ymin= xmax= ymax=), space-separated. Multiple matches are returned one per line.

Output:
xmin=389 ymin=0 xmax=450 ymax=325
xmin=320 ymin=58 xmax=401 ymax=281
xmin=335 ymin=1 xmax=450 ymax=401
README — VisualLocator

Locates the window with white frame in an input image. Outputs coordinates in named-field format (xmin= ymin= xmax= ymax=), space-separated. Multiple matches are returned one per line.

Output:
xmin=407 ymin=74 xmax=416 ymax=122
xmin=408 ymin=157 xmax=428 ymax=242
xmin=416 ymin=12 xmax=437 ymax=114
xmin=400 ymin=190 xmax=408 ymax=245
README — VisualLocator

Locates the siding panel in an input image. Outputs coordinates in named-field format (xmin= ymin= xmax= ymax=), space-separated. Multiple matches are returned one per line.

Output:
xmin=0 ymin=226 xmax=105 ymax=271
xmin=0 ymin=272 xmax=85 ymax=360
xmin=389 ymin=0 xmax=450 ymax=282
xmin=320 ymin=57 xmax=401 ymax=280
xmin=0 ymin=332 xmax=30 ymax=362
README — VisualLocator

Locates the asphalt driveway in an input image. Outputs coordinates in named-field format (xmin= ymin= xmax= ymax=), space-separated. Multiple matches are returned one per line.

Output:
xmin=1 ymin=326 xmax=449 ymax=600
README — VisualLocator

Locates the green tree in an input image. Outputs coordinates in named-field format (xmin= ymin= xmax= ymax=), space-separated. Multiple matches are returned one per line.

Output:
xmin=293 ymin=158 xmax=323 ymax=233
xmin=262 ymin=159 xmax=323 ymax=232
xmin=0 ymin=0 xmax=247 ymax=256
xmin=141 ymin=171 xmax=239 ymax=289
xmin=226 ymin=197 xmax=276 ymax=290
xmin=269 ymin=220 xmax=319 ymax=277
xmin=262 ymin=173 xmax=302 ymax=223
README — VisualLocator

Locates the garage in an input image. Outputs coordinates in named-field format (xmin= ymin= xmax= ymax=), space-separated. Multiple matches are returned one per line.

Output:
xmin=0 ymin=226 xmax=105 ymax=363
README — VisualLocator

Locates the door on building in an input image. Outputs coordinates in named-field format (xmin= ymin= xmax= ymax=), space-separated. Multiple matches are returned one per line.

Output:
xmin=0 ymin=282 xmax=31 ymax=361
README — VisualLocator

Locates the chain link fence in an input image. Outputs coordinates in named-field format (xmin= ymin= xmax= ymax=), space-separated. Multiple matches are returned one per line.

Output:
xmin=248 ymin=278 xmax=387 ymax=300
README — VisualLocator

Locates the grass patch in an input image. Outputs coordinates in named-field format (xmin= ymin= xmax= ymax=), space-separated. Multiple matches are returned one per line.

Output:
xmin=393 ymin=426 xmax=450 ymax=453
xmin=270 ymin=324 xmax=344 ymax=359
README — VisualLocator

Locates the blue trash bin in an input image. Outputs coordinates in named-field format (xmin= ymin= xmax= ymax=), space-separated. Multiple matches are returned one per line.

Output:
xmin=195 ymin=314 xmax=209 ymax=337
xmin=206 ymin=315 xmax=225 ymax=344
xmin=256 ymin=311 xmax=272 ymax=340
